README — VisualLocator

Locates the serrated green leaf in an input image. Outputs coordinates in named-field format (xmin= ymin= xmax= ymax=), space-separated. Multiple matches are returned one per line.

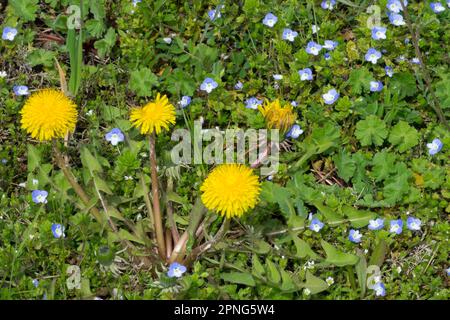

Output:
xmin=304 ymin=271 xmax=328 ymax=294
xmin=221 ymin=272 xmax=255 ymax=287
xmin=343 ymin=206 xmax=376 ymax=228
xmin=355 ymin=115 xmax=388 ymax=146
xmin=388 ymin=121 xmax=419 ymax=153
xmin=10 ymin=0 xmax=38 ymax=22
xmin=292 ymin=234 xmax=319 ymax=259
xmin=129 ymin=68 xmax=159 ymax=97
xmin=333 ymin=150 xmax=356 ymax=182
xmin=266 ymin=259 xmax=281 ymax=284
xmin=321 ymin=240 xmax=359 ymax=267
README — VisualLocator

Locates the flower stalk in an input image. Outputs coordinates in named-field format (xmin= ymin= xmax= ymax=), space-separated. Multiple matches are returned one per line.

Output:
xmin=149 ymin=133 xmax=166 ymax=259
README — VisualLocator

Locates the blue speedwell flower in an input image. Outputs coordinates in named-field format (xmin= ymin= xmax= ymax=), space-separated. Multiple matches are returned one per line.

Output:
xmin=32 ymin=279 xmax=39 ymax=288
xmin=305 ymin=41 xmax=322 ymax=56
xmin=309 ymin=218 xmax=324 ymax=232
xmin=298 ymin=68 xmax=313 ymax=81
xmin=290 ymin=101 xmax=298 ymax=107
xmin=322 ymin=88 xmax=339 ymax=105
xmin=234 ymin=81 xmax=243 ymax=90
xmin=13 ymin=85 xmax=29 ymax=96
xmin=430 ymin=2 xmax=446 ymax=13
xmin=262 ymin=13 xmax=278 ymax=27
xmin=368 ymin=218 xmax=384 ymax=230
xmin=406 ymin=217 xmax=421 ymax=231
xmin=387 ymin=0 xmax=407 ymax=13
xmin=208 ymin=9 xmax=220 ymax=20
xmin=324 ymin=52 xmax=331 ymax=60
xmin=51 ymin=223 xmax=65 ymax=239
xmin=373 ymin=282 xmax=386 ymax=297
xmin=349 ymin=229 xmax=362 ymax=243
xmin=273 ymin=74 xmax=283 ymax=81
xmin=200 ymin=78 xmax=218 ymax=93
xmin=282 ymin=28 xmax=298 ymax=42
xmin=2 ymin=27 xmax=18 ymax=41
xmin=323 ymin=40 xmax=338 ymax=50
xmin=410 ymin=57 xmax=420 ymax=65
xmin=321 ymin=0 xmax=336 ymax=10
xmin=370 ymin=81 xmax=384 ymax=92
xmin=245 ymin=97 xmax=263 ymax=110
xmin=167 ymin=262 xmax=187 ymax=278
xmin=427 ymin=138 xmax=443 ymax=155
xmin=365 ymin=48 xmax=382 ymax=64
xmin=446 ymin=267 xmax=450 ymax=276
xmin=389 ymin=13 xmax=405 ymax=26
xmin=132 ymin=0 xmax=141 ymax=7
xmin=105 ymin=128 xmax=124 ymax=146
xmin=385 ymin=66 xmax=394 ymax=77
xmin=286 ymin=124 xmax=303 ymax=139
xmin=372 ymin=26 xmax=387 ymax=40
xmin=32 ymin=190 xmax=48 ymax=204
xmin=389 ymin=219 xmax=403 ymax=235
xmin=179 ymin=96 xmax=191 ymax=108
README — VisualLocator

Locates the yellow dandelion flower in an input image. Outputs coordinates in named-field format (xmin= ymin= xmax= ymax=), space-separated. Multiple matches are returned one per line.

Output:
xmin=130 ymin=93 xmax=176 ymax=135
xmin=200 ymin=164 xmax=261 ymax=219
xmin=20 ymin=89 xmax=78 ymax=141
xmin=258 ymin=99 xmax=297 ymax=133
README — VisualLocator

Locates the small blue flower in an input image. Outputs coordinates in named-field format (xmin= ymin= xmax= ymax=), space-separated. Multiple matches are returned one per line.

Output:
xmin=373 ymin=282 xmax=386 ymax=297
xmin=51 ymin=223 xmax=65 ymax=239
xmin=385 ymin=66 xmax=394 ymax=77
xmin=273 ymin=74 xmax=283 ymax=81
xmin=321 ymin=0 xmax=336 ymax=10
xmin=323 ymin=40 xmax=338 ymax=51
xmin=32 ymin=279 xmax=39 ymax=288
xmin=365 ymin=48 xmax=382 ymax=64
xmin=1 ymin=158 xmax=7 ymax=164
xmin=447 ymin=0 xmax=450 ymax=8
xmin=167 ymin=262 xmax=187 ymax=278
xmin=349 ymin=229 xmax=362 ymax=243
xmin=200 ymin=78 xmax=218 ymax=93
xmin=298 ymin=68 xmax=313 ymax=81
xmin=322 ymin=88 xmax=339 ymax=105
xmin=370 ymin=81 xmax=384 ymax=92
xmin=389 ymin=13 xmax=405 ymax=26
xmin=324 ymin=52 xmax=331 ymax=60
xmin=291 ymin=101 xmax=298 ymax=107
xmin=389 ymin=219 xmax=403 ymax=235
xmin=262 ymin=13 xmax=278 ymax=27
xmin=406 ymin=217 xmax=422 ymax=231
xmin=427 ymin=138 xmax=443 ymax=155
xmin=387 ymin=0 xmax=407 ymax=13
xmin=13 ymin=85 xmax=29 ymax=96
xmin=446 ymin=267 xmax=450 ymax=276
xmin=132 ymin=0 xmax=141 ymax=7
xmin=32 ymin=190 xmax=48 ymax=204
xmin=234 ymin=81 xmax=243 ymax=90
xmin=282 ymin=28 xmax=298 ymax=42
xmin=2 ymin=27 xmax=18 ymax=41
xmin=410 ymin=57 xmax=420 ymax=65
xmin=305 ymin=41 xmax=322 ymax=56
xmin=430 ymin=2 xmax=446 ymax=13
xmin=105 ymin=128 xmax=124 ymax=146
xmin=286 ymin=124 xmax=304 ymax=139
xmin=208 ymin=9 xmax=221 ymax=21
xmin=245 ymin=97 xmax=263 ymax=110
xmin=368 ymin=218 xmax=384 ymax=231
xmin=309 ymin=218 xmax=324 ymax=232
xmin=371 ymin=26 xmax=387 ymax=40
xmin=179 ymin=96 xmax=191 ymax=108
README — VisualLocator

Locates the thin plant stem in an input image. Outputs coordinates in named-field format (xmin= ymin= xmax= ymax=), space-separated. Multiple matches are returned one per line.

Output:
xmin=53 ymin=143 xmax=103 ymax=224
xmin=400 ymin=1 xmax=449 ymax=130
xmin=149 ymin=133 xmax=166 ymax=259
